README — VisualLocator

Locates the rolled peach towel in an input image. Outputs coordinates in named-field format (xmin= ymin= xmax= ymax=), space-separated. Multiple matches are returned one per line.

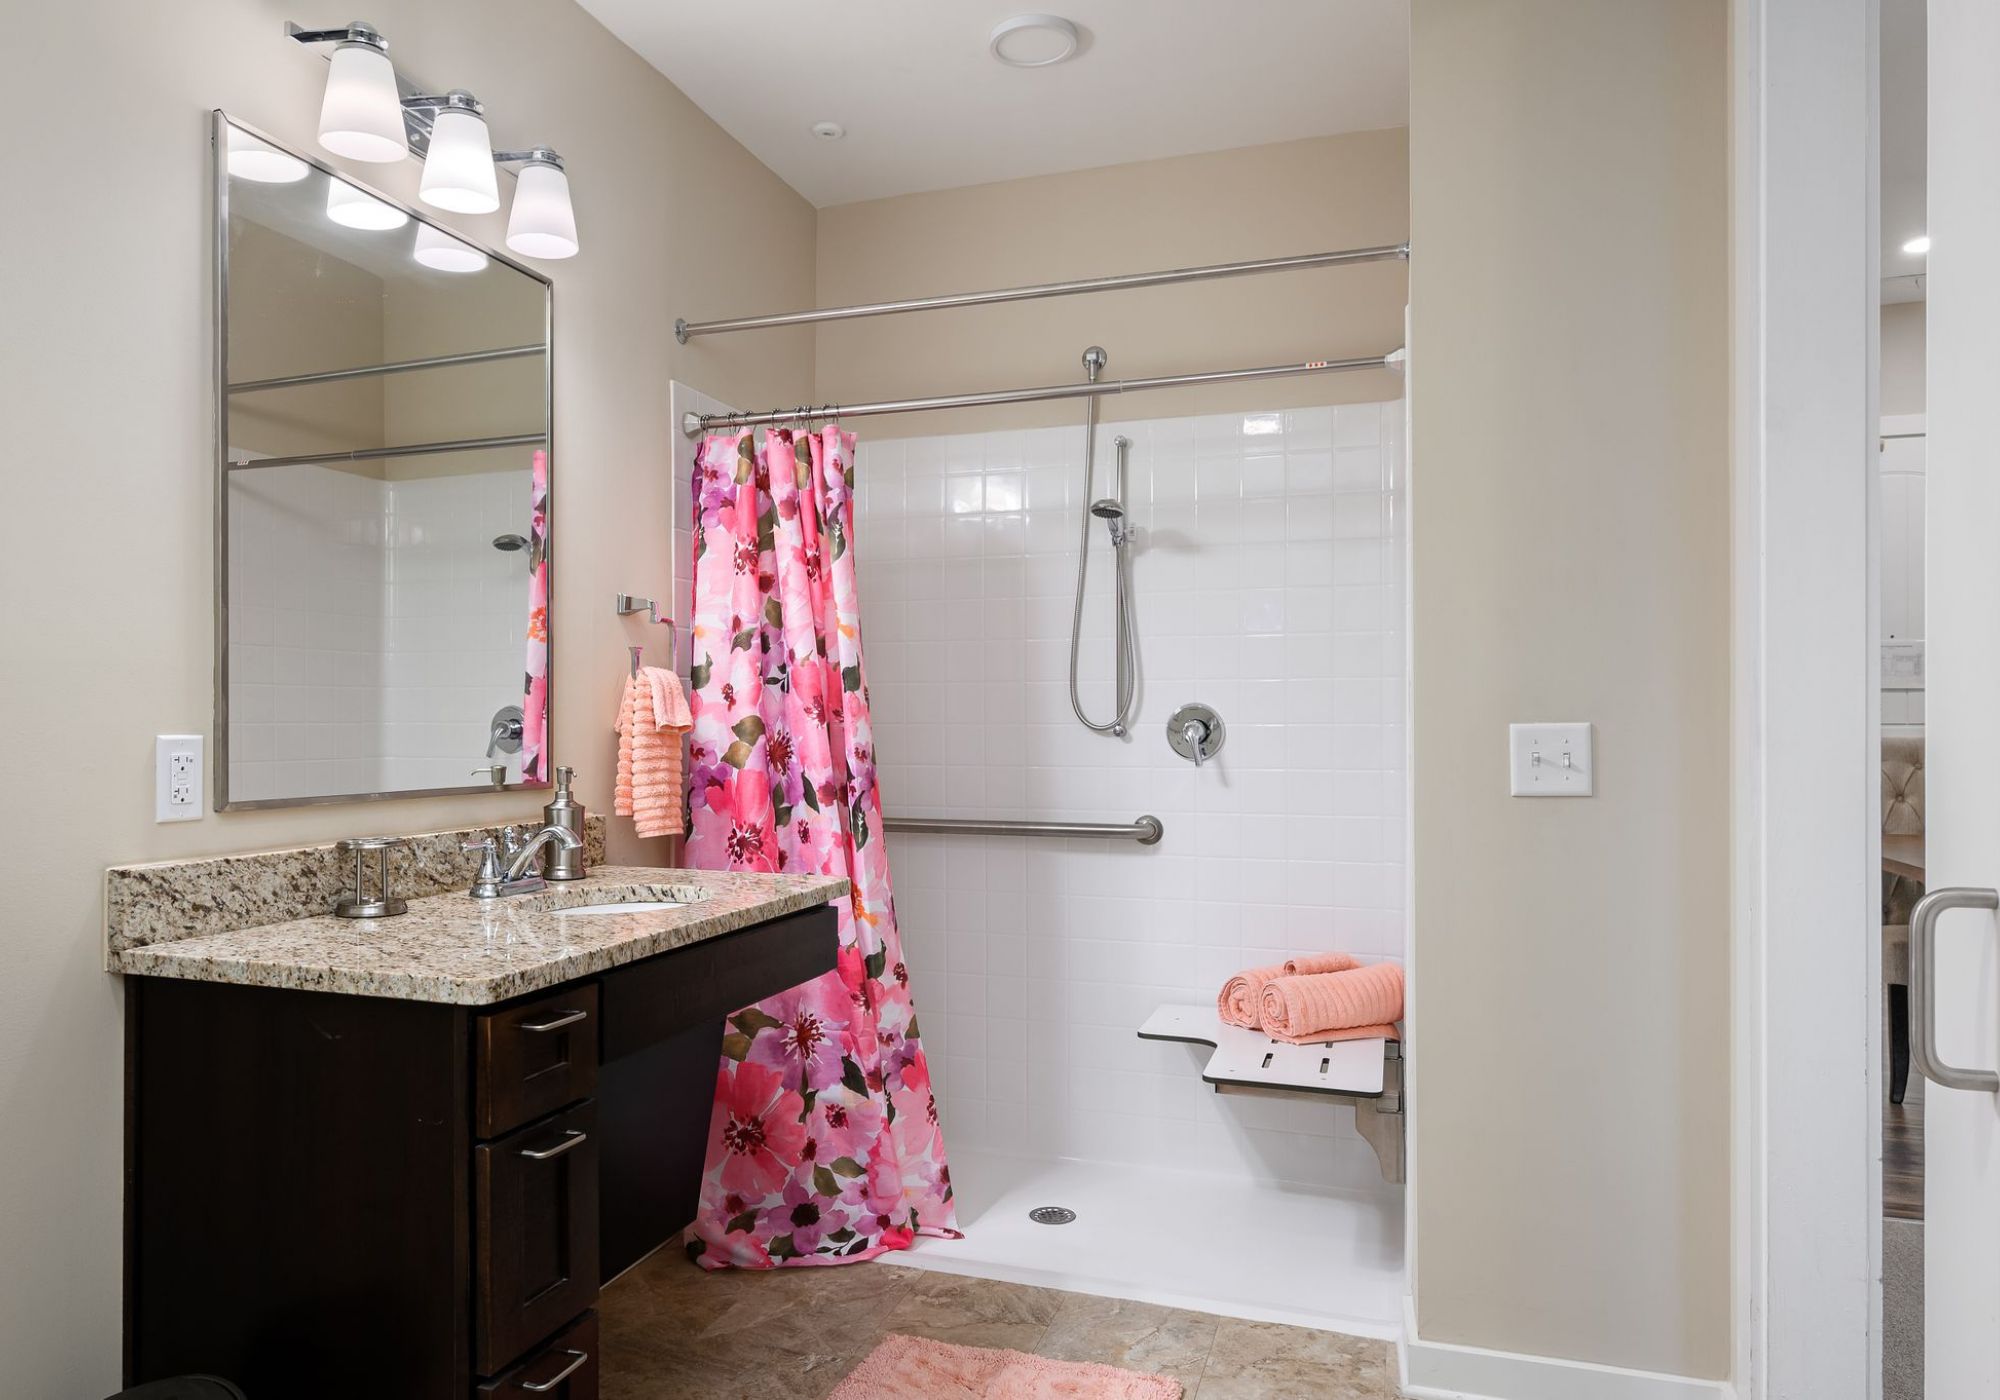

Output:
xmin=1217 ymin=952 xmax=1359 ymax=1028
xmin=1258 ymin=962 xmax=1404 ymax=1045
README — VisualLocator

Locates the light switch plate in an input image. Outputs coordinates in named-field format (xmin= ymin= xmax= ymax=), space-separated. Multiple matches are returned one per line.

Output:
xmin=156 ymin=734 xmax=204 ymax=822
xmin=1509 ymin=722 xmax=1593 ymax=797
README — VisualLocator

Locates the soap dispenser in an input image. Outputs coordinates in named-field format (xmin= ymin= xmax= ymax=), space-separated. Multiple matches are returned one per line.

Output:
xmin=542 ymin=766 xmax=587 ymax=881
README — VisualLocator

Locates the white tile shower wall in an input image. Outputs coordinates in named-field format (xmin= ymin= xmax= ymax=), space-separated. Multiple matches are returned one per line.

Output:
xmin=854 ymin=403 xmax=1406 ymax=1198
xmin=227 ymin=464 xmax=388 ymax=802
xmin=379 ymin=468 xmax=534 ymax=792
xmin=226 ymin=465 xmax=533 ymax=801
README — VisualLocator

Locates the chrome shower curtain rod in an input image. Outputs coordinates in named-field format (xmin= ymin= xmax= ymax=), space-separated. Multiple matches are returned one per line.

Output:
xmin=680 ymin=350 xmax=1405 ymax=435
xmin=674 ymin=242 xmax=1410 ymax=342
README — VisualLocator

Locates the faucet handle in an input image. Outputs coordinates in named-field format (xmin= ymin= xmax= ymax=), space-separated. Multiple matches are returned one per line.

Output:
xmin=460 ymin=836 xmax=504 ymax=898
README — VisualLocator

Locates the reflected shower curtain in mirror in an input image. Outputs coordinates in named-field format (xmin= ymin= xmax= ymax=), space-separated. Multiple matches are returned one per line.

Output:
xmin=683 ymin=426 xmax=957 ymax=1267
xmin=520 ymin=448 xmax=550 ymax=783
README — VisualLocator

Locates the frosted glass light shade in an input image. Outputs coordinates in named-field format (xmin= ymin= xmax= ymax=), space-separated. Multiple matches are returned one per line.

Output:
xmin=506 ymin=161 xmax=579 ymax=260
xmin=318 ymin=41 xmax=408 ymax=163
xmin=419 ymin=109 xmax=499 ymax=214
xmin=226 ymin=128 xmax=308 ymax=183
xmin=326 ymin=180 xmax=409 ymax=231
xmin=413 ymin=222 xmax=488 ymax=273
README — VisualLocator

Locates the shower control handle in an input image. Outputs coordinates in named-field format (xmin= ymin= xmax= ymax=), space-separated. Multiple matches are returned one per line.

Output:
xmin=1167 ymin=703 xmax=1226 ymax=767
xmin=1183 ymin=720 xmax=1210 ymax=768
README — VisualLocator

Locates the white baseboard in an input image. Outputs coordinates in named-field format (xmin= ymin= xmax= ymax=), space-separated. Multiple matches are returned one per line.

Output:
xmin=1399 ymin=1296 xmax=1736 ymax=1400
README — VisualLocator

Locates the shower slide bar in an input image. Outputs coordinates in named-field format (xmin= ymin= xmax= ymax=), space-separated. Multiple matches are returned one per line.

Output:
xmin=674 ymin=242 xmax=1409 ymax=341
xmin=225 ymin=432 xmax=545 ymax=471
xmin=884 ymin=814 xmax=1164 ymax=845
xmin=681 ymin=349 xmax=1404 ymax=435
xmin=226 ymin=344 xmax=544 ymax=394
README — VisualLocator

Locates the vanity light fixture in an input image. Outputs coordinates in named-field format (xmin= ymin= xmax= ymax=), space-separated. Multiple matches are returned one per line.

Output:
xmin=410 ymin=90 xmax=499 ymax=214
xmin=289 ymin=20 xmax=409 ymax=163
xmin=225 ymin=126 xmax=309 ymax=183
xmin=498 ymin=149 xmax=580 ymax=260
xmin=289 ymin=19 xmax=583 ymax=258
xmin=413 ymin=222 xmax=488 ymax=273
xmin=325 ymin=179 xmax=408 ymax=231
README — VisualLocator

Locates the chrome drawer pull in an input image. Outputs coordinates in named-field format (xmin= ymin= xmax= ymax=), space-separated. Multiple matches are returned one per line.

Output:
xmin=520 ymin=1008 xmax=589 ymax=1034
xmin=517 ymin=1129 xmax=587 ymax=1161
xmin=519 ymin=1348 xmax=589 ymax=1392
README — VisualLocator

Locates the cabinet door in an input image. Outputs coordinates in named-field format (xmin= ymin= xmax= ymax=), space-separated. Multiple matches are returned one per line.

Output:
xmin=475 ymin=1101 xmax=600 ymax=1375
xmin=475 ymin=1312 xmax=599 ymax=1399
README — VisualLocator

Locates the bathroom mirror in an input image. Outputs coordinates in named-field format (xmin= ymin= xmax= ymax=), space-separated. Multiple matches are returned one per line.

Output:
xmin=213 ymin=113 xmax=552 ymax=809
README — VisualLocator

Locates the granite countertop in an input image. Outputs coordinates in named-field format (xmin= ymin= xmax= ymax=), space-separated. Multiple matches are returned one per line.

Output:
xmin=109 ymin=866 xmax=849 ymax=1005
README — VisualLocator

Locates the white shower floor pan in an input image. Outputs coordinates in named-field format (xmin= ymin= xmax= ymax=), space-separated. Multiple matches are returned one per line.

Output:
xmin=883 ymin=1147 xmax=1404 ymax=1338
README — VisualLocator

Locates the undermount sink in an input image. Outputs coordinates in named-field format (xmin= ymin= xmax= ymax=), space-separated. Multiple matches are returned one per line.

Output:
xmin=553 ymin=900 xmax=687 ymax=916
xmin=520 ymin=883 xmax=712 ymax=918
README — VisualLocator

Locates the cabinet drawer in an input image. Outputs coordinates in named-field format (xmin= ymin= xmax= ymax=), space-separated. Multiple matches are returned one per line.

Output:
xmin=477 ymin=985 xmax=598 ymax=1139
xmin=475 ymin=1101 xmax=600 ymax=1375
xmin=476 ymin=1312 xmax=599 ymax=1398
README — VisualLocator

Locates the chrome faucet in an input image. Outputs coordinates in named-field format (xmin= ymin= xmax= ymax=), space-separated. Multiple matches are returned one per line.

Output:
xmin=462 ymin=823 xmax=584 ymax=899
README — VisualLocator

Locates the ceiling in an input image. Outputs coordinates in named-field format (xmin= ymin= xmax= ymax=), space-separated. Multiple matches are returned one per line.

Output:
xmin=576 ymin=1 xmax=1409 ymax=207
xmin=1881 ymin=0 xmax=1925 ymax=301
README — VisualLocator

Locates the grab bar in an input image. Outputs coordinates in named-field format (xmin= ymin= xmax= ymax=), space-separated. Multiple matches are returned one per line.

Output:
xmin=884 ymin=814 xmax=1163 ymax=845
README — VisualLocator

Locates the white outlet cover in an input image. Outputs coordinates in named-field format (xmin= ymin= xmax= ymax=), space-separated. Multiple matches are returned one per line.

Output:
xmin=156 ymin=734 xmax=204 ymax=822
xmin=1509 ymin=722 xmax=1593 ymax=797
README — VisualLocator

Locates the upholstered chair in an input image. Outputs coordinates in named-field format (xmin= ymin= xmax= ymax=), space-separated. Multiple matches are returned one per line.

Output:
xmin=1883 ymin=735 xmax=1925 ymax=1105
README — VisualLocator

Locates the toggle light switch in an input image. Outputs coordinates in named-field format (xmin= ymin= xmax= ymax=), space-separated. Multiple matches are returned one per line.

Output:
xmin=1509 ymin=722 xmax=1593 ymax=797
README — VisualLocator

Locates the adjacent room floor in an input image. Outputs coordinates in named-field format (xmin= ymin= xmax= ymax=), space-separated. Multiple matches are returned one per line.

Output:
xmin=1883 ymin=1048 xmax=1925 ymax=1400
xmin=599 ymin=1245 xmax=1401 ymax=1400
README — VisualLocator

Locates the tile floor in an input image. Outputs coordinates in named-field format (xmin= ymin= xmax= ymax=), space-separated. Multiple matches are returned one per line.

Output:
xmin=600 ymin=1246 xmax=1401 ymax=1399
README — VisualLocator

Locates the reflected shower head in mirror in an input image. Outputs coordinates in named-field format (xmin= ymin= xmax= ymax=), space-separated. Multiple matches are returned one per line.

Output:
xmin=492 ymin=533 xmax=529 ymax=552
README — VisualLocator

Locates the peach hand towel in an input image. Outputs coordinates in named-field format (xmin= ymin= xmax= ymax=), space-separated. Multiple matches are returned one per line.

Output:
xmin=1216 ymin=952 xmax=1359 ymax=1028
xmin=614 ymin=668 xmax=689 ymax=838
xmin=1258 ymin=962 xmax=1404 ymax=1044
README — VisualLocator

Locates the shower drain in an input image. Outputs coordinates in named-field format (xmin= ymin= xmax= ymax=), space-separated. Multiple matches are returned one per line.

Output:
xmin=1028 ymin=1206 xmax=1077 ymax=1225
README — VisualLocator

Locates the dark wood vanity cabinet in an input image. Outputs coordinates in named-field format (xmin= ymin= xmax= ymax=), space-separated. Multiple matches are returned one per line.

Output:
xmin=124 ymin=905 xmax=836 ymax=1399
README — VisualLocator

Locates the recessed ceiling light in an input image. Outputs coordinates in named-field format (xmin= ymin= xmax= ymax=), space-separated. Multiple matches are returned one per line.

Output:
xmin=812 ymin=121 xmax=846 ymax=141
xmin=1903 ymin=234 xmax=1931 ymax=255
xmin=990 ymin=14 xmax=1081 ymax=68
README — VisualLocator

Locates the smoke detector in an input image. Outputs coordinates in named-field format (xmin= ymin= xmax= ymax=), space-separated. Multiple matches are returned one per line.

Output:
xmin=989 ymin=14 xmax=1081 ymax=67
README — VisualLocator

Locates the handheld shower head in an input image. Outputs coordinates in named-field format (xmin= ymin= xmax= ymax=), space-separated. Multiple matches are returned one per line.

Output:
xmin=1089 ymin=498 xmax=1125 ymax=520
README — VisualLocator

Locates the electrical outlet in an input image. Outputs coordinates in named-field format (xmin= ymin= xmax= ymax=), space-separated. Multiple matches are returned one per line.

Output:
xmin=156 ymin=735 xmax=204 ymax=822
xmin=1509 ymin=722 xmax=1593 ymax=797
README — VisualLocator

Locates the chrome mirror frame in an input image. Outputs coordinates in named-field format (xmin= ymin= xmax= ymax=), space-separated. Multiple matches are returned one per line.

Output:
xmin=211 ymin=110 xmax=555 ymax=811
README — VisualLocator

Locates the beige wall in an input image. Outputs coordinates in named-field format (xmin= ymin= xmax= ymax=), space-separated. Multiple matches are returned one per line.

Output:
xmin=1882 ymin=299 xmax=1927 ymax=416
xmin=0 ymin=2 xmax=813 ymax=1390
xmin=1408 ymin=0 xmax=1731 ymax=1380
xmin=808 ymin=131 xmax=1408 ymax=439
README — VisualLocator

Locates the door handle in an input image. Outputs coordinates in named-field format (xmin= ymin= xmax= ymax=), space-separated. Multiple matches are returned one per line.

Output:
xmin=1910 ymin=885 xmax=2000 ymax=1093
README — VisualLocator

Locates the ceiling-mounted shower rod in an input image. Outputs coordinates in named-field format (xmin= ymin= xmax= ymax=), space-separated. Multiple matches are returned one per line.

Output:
xmin=679 ymin=350 xmax=1406 ymax=435
xmin=674 ymin=242 xmax=1410 ymax=342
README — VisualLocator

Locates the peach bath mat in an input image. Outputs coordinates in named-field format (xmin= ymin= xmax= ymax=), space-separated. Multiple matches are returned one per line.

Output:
xmin=826 ymin=1333 xmax=1182 ymax=1399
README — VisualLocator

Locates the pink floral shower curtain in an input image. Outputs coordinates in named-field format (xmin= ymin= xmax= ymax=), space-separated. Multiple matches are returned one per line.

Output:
xmin=683 ymin=426 xmax=956 ymax=1268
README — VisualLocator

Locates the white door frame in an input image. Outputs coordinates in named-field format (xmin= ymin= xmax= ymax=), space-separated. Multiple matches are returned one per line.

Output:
xmin=1729 ymin=0 xmax=1883 ymax=1397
